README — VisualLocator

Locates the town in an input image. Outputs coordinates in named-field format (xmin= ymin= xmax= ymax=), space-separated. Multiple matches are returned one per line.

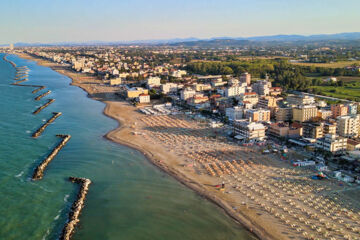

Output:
xmin=15 ymin=45 xmax=360 ymax=183
xmin=7 ymin=43 xmax=360 ymax=239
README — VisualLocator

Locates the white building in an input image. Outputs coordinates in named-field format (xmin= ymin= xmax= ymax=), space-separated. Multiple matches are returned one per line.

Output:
xmin=287 ymin=94 xmax=315 ymax=106
xmin=112 ymin=68 xmax=120 ymax=76
xmin=233 ymin=121 xmax=266 ymax=141
xmin=110 ymin=78 xmax=122 ymax=86
xmin=228 ymin=78 xmax=240 ymax=86
xmin=315 ymin=134 xmax=347 ymax=153
xmin=252 ymin=80 xmax=271 ymax=96
xmin=336 ymin=115 xmax=360 ymax=138
xmin=146 ymin=76 xmax=161 ymax=88
xmin=180 ymin=88 xmax=196 ymax=100
xmin=225 ymin=106 xmax=244 ymax=121
xmin=225 ymin=85 xmax=246 ymax=97
xmin=138 ymin=94 xmax=150 ymax=103
xmin=171 ymin=70 xmax=187 ymax=78
xmin=161 ymin=83 xmax=178 ymax=94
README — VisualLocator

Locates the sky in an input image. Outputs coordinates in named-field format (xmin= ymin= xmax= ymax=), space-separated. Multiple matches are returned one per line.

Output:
xmin=1 ymin=0 xmax=360 ymax=44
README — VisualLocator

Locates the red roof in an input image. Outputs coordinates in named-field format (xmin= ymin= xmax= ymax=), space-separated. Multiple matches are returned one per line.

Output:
xmin=210 ymin=94 xmax=221 ymax=99
xmin=244 ymin=92 xmax=257 ymax=96
xmin=139 ymin=94 xmax=149 ymax=97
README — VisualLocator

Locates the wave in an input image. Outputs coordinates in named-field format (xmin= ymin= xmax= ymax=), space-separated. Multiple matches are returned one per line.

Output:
xmin=15 ymin=171 xmax=24 ymax=178
xmin=64 ymin=194 xmax=69 ymax=202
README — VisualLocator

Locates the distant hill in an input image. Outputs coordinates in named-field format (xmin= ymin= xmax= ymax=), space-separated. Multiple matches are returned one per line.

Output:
xmin=169 ymin=39 xmax=252 ymax=48
xmin=171 ymin=32 xmax=360 ymax=47
xmin=2 ymin=32 xmax=360 ymax=47
xmin=244 ymin=32 xmax=360 ymax=41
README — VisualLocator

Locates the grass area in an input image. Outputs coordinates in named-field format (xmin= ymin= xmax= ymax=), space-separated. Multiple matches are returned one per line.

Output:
xmin=306 ymin=75 xmax=360 ymax=83
xmin=291 ymin=60 xmax=360 ymax=68
xmin=310 ymin=83 xmax=360 ymax=101
xmin=190 ymin=56 xmax=288 ymax=62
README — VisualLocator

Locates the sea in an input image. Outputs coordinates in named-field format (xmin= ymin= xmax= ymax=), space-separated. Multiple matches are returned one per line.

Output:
xmin=0 ymin=53 xmax=256 ymax=240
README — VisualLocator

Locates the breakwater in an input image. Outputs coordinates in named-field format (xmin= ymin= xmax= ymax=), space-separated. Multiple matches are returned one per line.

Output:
xmin=60 ymin=177 xmax=92 ymax=240
xmin=32 ymin=86 xmax=46 ymax=94
xmin=12 ymin=79 xmax=28 ymax=85
xmin=3 ymin=54 xmax=17 ymax=67
xmin=2 ymin=54 xmax=97 ymax=240
xmin=35 ymin=90 xmax=51 ymax=101
xmin=32 ymin=112 xmax=62 ymax=138
xmin=32 ymin=134 xmax=71 ymax=180
xmin=33 ymin=99 xmax=55 ymax=114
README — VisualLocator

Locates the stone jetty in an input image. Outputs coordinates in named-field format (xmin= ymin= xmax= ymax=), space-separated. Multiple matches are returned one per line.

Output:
xmin=60 ymin=177 xmax=91 ymax=240
xmin=32 ymin=134 xmax=71 ymax=180
xmin=3 ymin=54 xmax=17 ymax=67
xmin=35 ymin=90 xmax=51 ymax=101
xmin=32 ymin=112 xmax=62 ymax=138
xmin=33 ymin=99 xmax=55 ymax=114
xmin=32 ymin=86 xmax=46 ymax=94
xmin=12 ymin=79 xmax=28 ymax=85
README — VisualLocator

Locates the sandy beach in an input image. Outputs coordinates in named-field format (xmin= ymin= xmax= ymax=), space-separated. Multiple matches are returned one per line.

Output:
xmin=16 ymin=52 xmax=360 ymax=240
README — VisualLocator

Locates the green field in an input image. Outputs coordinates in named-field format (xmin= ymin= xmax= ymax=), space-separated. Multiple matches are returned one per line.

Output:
xmin=310 ymin=82 xmax=360 ymax=101
xmin=306 ymin=75 xmax=360 ymax=82
xmin=291 ymin=60 xmax=360 ymax=68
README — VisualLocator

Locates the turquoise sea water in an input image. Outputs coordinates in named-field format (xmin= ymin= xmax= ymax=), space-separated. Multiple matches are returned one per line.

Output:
xmin=0 ymin=54 xmax=256 ymax=240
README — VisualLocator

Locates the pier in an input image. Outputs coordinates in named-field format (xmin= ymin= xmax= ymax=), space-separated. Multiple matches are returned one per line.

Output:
xmin=32 ymin=112 xmax=62 ymax=138
xmin=33 ymin=99 xmax=55 ymax=114
xmin=32 ymin=134 xmax=71 ymax=180
xmin=35 ymin=90 xmax=51 ymax=101
xmin=60 ymin=177 xmax=91 ymax=240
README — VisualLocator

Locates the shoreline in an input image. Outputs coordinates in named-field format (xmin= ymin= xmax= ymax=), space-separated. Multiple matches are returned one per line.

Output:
xmin=15 ymin=52 xmax=275 ymax=240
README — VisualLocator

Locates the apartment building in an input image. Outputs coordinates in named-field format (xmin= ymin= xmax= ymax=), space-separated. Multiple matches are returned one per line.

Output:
xmin=292 ymin=105 xmax=318 ymax=122
xmin=323 ymin=122 xmax=337 ymax=135
xmin=331 ymin=104 xmax=348 ymax=118
xmin=146 ymin=76 xmax=161 ymax=88
xmin=161 ymin=83 xmax=178 ymax=94
xmin=268 ymin=122 xmax=303 ymax=138
xmin=225 ymin=85 xmax=246 ymax=97
xmin=225 ymin=106 xmax=244 ymax=121
xmin=233 ymin=121 xmax=266 ymax=141
xmin=269 ymin=87 xmax=282 ymax=96
xmin=302 ymin=122 xmax=323 ymax=139
xmin=138 ymin=94 xmax=150 ymax=103
xmin=257 ymin=96 xmax=277 ymax=109
xmin=317 ymin=109 xmax=332 ymax=120
xmin=239 ymin=72 xmax=251 ymax=86
xmin=245 ymin=108 xmax=271 ymax=122
xmin=347 ymin=103 xmax=358 ymax=115
xmin=239 ymin=92 xmax=259 ymax=105
xmin=126 ymin=87 xmax=149 ymax=98
xmin=315 ymin=134 xmax=347 ymax=153
xmin=195 ymin=83 xmax=212 ymax=92
xmin=276 ymin=107 xmax=293 ymax=122
xmin=252 ymin=80 xmax=271 ymax=96
xmin=336 ymin=115 xmax=360 ymax=138
xmin=180 ymin=88 xmax=196 ymax=100
xmin=287 ymin=94 xmax=315 ymax=106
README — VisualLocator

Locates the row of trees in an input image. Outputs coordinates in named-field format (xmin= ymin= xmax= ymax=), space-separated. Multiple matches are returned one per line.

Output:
xmin=185 ymin=60 xmax=275 ymax=77
xmin=186 ymin=59 xmax=360 ymax=91
xmin=185 ymin=59 xmax=311 ymax=90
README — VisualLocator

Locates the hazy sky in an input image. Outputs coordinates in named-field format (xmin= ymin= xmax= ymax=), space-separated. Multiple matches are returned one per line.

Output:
xmin=1 ymin=0 xmax=359 ymax=44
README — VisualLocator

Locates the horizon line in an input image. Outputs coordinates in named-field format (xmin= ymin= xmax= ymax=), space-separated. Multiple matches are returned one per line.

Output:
xmin=1 ymin=31 xmax=360 ymax=46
